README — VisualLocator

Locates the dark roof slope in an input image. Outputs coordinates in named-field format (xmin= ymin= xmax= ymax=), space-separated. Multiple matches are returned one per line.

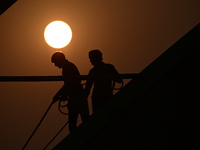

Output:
xmin=53 ymin=23 xmax=200 ymax=150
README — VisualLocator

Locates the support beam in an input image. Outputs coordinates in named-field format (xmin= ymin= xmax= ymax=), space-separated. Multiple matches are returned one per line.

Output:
xmin=0 ymin=74 xmax=139 ymax=82
xmin=0 ymin=0 xmax=17 ymax=15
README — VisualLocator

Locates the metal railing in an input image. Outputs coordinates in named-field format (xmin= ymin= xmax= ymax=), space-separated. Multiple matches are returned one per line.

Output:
xmin=0 ymin=73 xmax=139 ymax=82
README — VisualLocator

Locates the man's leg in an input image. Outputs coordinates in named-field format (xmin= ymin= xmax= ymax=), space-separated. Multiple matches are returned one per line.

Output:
xmin=68 ymin=109 xmax=79 ymax=133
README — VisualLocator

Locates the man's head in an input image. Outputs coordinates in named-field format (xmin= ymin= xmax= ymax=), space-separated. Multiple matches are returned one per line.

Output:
xmin=51 ymin=51 xmax=66 ymax=68
xmin=89 ymin=49 xmax=103 ymax=66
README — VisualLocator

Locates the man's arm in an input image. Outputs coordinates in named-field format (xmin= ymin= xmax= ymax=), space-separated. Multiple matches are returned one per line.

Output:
xmin=53 ymin=84 xmax=68 ymax=103
xmin=84 ymin=70 xmax=94 ymax=97
xmin=111 ymin=65 xmax=122 ymax=83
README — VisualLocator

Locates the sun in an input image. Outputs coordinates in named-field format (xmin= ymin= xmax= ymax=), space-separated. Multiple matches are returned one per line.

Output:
xmin=44 ymin=20 xmax=72 ymax=49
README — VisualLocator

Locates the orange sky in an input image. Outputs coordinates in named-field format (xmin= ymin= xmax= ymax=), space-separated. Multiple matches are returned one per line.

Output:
xmin=0 ymin=0 xmax=200 ymax=149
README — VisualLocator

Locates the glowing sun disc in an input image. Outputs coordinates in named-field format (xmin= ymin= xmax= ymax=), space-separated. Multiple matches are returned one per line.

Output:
xmin=44 ymin=21 xmax=72 ymax=49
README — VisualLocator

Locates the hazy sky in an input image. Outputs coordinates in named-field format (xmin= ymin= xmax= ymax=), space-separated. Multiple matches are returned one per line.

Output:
xmin=0 ymin=0 xmax=200 ymax=149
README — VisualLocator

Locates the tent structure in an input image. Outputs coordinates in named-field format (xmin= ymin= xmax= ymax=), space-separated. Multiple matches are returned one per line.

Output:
xmin=53 ymin=23 xmax=200 ymax=150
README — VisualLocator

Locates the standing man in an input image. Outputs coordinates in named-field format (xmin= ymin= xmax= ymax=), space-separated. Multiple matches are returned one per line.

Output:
xmin=85 ymin=49 xmax=122 ymax=113
xmin=51 ymin=51 xmax=89 ymax=133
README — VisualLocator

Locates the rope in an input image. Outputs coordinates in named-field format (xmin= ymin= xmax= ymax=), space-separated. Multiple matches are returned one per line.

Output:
xmin=58 ymin=100 xmax=69 ymax=115
xmin=22 ymin=100 xmax=69 ymax=150
xmin=112 ymin=80 xmax=124 ymax=91
xmin=22 ymin=81 xmax=124 ymax=149
xmin=43 ymin=121 xmax=69 ymax=150
xmin=22 ymin=102 xmax=54 ymax=150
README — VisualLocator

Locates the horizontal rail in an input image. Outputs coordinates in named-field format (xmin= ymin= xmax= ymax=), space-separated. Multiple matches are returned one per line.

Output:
xmin=0 ymin=73 xmax=139 ymax=82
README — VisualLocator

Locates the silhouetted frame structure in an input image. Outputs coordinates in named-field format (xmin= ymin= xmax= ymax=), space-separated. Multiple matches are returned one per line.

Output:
xmin=0 ymin=73 xmax=139 ymax=82
xmin=0 ymin=0 xmax=17 ymax=15
xmin=0 ymin=74 xmax=138 ymax=82
xmin=53 ymin=23 xmax=200 ymax=149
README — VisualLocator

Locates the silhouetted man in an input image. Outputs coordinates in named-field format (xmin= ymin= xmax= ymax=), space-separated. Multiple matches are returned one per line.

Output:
xmin=51 ymin=51 xmax=89 ymax=132
xmin=85 ymin=49 xmax=122 ymax=113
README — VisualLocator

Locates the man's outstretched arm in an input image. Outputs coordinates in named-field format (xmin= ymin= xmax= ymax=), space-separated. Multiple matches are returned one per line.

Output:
xmin=53 ymin=84 xmax=68 ymax=103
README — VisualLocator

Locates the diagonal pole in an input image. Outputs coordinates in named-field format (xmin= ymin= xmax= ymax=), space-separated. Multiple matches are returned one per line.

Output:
xmin=22 ymin=102 xmax=54 ymax=150
xmin=43 ymin=121 xmax=69 ymax=150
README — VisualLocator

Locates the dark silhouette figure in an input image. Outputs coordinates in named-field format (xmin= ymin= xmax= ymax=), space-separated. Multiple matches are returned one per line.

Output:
xmin=85 ymin=50 xmax=122 ymax=113
xmin=51 ymin=52 xmax=89 ymax=132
